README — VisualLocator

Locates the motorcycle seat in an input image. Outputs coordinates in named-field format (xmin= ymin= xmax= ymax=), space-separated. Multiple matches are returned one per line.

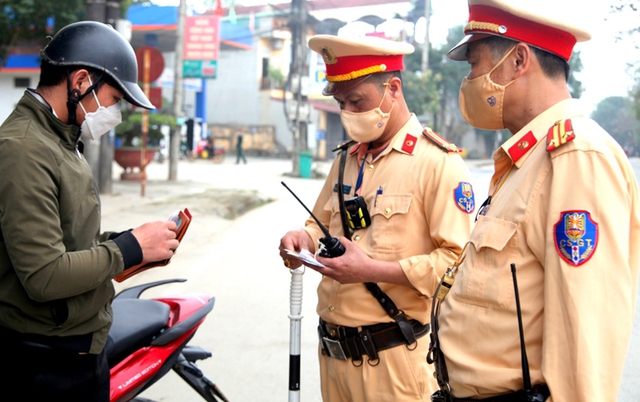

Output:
xmin=105 ymin=298 xmax=171 ymax=368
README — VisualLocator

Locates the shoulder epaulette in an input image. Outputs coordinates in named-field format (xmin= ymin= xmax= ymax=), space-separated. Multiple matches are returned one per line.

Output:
xmin=422 ymin=128 xmax=461 ymax=153
xmin=547 ymin=119 xmax=575 ymax=152
xmin=332 ymin=140 xmax=356 ymax=153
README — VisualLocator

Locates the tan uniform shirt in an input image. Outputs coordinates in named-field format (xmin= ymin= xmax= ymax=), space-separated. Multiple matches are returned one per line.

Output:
xmin=305 ymin=114 xmax=474 ymax=327
xmin=438 ymin=99 xmax=640 ymax=401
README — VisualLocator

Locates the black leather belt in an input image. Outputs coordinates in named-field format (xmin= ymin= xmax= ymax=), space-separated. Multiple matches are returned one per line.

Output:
xmin=318 ymin=318 xmax=429 ymax=362
xmin=432 ymin=385 xmax=550 ymax=402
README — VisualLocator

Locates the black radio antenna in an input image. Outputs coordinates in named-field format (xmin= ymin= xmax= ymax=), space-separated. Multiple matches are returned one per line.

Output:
xmin=281 ymin=181 xmax=331 ymax=238
xmin=281 ymin=181 xmax=345 ymax=258
xmin=511 ymin=263 xmax=534 ymax=397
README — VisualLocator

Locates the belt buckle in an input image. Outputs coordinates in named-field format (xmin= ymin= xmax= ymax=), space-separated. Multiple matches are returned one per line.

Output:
xmin=322 ymin=337 xmax=347 ymax=360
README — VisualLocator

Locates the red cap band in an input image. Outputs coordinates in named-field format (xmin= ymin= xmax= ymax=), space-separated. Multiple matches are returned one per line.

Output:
xmin=467 ymin=4 xmax=578 ymax=61
xmin=325 ymin=54 xmax=405 ymax=82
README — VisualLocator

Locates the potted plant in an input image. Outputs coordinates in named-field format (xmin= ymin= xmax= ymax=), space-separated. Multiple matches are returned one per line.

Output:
xmin=114 ymin=109 xmax=177 ymax=179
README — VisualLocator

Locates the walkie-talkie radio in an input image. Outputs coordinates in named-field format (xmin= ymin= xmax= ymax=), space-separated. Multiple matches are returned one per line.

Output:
xmin=344 ymin=196 xmax=371 ymax=230
xmin=281 ymin=181 xmax=345 ymax=258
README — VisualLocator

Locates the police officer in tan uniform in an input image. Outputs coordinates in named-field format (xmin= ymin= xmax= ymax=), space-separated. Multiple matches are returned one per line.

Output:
xmin=278 ymin=35 xmax=475 ymax=401
xmin=429 ymin=1 xmax=640 ymax=401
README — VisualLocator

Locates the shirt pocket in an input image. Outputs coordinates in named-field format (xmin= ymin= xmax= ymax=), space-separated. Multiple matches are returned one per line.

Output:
xmin=452 ymin=215 xmax=517 ymax=309
xmin=323 ymin=194 xmax=345 ymax=236
xmin=368 ymin=193 xmax=412 ymax=253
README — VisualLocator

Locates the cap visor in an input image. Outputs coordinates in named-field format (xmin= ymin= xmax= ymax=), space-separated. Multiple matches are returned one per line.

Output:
xmin=447 ymin=33 xmax=491 ymax=61
xmin=122 ymin=80 xmax=155 ymax=110
xmin=322 ymin=75 xmax=372 ymax=96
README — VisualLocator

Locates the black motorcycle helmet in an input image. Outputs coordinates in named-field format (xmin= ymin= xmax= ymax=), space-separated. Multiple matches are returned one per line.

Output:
xmin=41 ymin=21 xmax=154 ymax=113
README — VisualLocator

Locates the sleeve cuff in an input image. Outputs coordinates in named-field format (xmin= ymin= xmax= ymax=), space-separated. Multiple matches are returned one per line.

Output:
xmin=108 ymin=229 xmax=132 ymax=240
xmin=111 ymin=231 xmax=143 ymax=268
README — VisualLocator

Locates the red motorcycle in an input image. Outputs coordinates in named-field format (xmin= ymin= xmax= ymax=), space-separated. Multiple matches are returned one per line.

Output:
xmin=107 ymin=278 xmax=228 ymax=402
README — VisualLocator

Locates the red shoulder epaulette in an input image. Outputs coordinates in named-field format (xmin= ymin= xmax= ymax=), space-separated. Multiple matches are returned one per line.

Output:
xmin=422 ymin=128 xmax=461 ymax=153
xmin=547 ymin=119 xmax=575 ymax=152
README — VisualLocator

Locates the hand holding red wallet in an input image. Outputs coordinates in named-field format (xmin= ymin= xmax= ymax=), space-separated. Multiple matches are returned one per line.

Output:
xmin=115 ymin=208 xmax=192 ymax=282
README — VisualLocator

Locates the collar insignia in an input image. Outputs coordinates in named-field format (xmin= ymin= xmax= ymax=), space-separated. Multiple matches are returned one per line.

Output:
xmin=401 ymin=133 xmax=417 ymax=154
xmin=507 ymin=131 xmax=537 ymax=162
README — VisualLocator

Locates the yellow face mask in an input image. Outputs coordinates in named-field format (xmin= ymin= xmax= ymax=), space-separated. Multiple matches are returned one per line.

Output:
xmin=458 ymin=46 xmax=517 ymax=131
xmin=340 ymin=83 xmax=395 ymax=143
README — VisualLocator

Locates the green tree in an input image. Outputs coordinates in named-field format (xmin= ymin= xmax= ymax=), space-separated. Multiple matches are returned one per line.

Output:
xmin=424 ymin=26 xmax=470 ymax=148
xmin=591 ymin=96 xmax=640 ymax=155
xmin=610 ymin=0 xmax=640 ymax=40
xmin=632 ymin=65 xmax=640 ymax=120
xmin=120 ymin=0 xmax=152 ymax=16
xmin=568 ymin=51 xmax=585 ymax=98
xmin=0 ymin=0 xmax=85 ymax=67
xmin=402 ymin=69 xmax=441 ymax=119
xmin=116 ymin=109 xmax=177 ymax=147
xmin=611 ymin=1 xmax=640 ymax=125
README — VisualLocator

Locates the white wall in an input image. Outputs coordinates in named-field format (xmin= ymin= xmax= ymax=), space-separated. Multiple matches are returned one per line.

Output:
xmin=310 ymin=3 xmax=413 ymax=23
xmin=0 ymin=73 xmax=40 ymax=124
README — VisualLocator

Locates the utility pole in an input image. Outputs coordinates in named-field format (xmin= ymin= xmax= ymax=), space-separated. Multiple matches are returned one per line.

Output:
xmin=169 ymin=0 xmax=187 ymax=181
xmin=421 ymin=0 xmax=430 ymax=73
xmin=99 ymin=0 xmax=122 ymax=194
xmin=85 ymin=0 xmax=120 ymax=194
xmin=84 ymin=1 xmax=105 ymax=185
xmin=106 ymin=0 xmax=121 ymax=27
xmin=86 ymin=0 xmax=106 ymax=23
xmin=286 ymin=0 xmax=309 ymax=176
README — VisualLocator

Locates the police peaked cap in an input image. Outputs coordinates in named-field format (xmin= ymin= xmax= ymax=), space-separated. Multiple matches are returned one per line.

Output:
xmin=448 ymin=0 xmax=591 ymax=62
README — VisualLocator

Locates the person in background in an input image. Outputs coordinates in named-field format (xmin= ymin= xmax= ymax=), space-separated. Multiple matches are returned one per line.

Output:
xmin=206 ymin=134 xmax=214 ymax=159
xmin=236 ymin=130 xmax=247 ymax=164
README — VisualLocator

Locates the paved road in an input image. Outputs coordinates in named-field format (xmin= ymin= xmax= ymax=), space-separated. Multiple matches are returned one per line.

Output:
xmin=101 ymin=156 xmax=640 ymax=401
xmin=105 ymin=157 xmax=328 ymax=402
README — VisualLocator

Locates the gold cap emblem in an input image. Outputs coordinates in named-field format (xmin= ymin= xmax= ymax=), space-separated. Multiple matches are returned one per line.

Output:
xmin=321 ymin=47 xmax=338 ymax=65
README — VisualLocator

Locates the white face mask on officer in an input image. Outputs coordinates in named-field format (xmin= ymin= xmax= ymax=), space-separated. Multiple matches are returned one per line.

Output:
xmin=79 ymin=77 xmax=122 ymax=140
xmin=340 ymin=83 xmax=395 ymax=143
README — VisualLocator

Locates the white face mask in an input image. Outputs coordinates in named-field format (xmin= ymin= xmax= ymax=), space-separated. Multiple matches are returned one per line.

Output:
xmin=340 ymin=83 xmax=394 ymax=143
xmin=79 ymin=77 xmax=122 ymax=140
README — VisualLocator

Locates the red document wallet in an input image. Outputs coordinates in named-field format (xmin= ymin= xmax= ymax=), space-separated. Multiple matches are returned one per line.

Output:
xmin=114 ymin=208 xmax=192 ymax=282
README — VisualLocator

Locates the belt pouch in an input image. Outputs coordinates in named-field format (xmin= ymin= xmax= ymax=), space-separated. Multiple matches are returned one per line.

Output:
xmin=340 ymin=327 xmax=361 ymax=362
xmin=358 ymin=329 xmax=378 ymax=360
xmin=396 ymin=312 xmax=417 ymax=345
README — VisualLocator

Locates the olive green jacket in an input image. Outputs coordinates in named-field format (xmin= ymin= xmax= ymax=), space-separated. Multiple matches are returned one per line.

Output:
xmin=0 ymin=92 xmax=139 ymax=354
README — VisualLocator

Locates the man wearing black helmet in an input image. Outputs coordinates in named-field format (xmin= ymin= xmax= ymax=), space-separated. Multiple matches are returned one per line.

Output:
xmin=0 ymin=21 xmax=178 ymax=401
